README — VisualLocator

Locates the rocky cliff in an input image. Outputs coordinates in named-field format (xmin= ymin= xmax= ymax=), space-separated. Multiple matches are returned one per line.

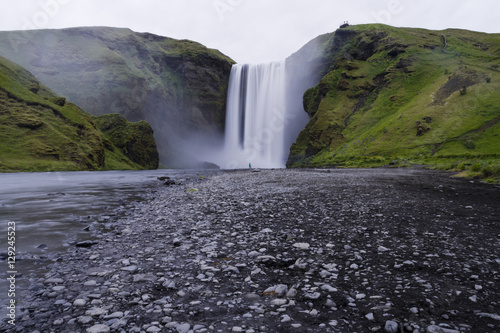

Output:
xmin=287 ymin=24 xmax=500 ymax=174
xmin=0 ymin=27 xmax=234 ymax=167
xmin=0 ymin=54 xmax=158 ymax=172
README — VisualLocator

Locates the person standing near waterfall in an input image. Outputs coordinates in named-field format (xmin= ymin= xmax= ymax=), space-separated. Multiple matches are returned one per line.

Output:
xmin=249 ymin=163 xmax=252 ymax=169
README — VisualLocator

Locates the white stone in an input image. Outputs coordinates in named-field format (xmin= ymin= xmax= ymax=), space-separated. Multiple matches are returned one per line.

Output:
xmin=293 ymin=242 xmax=310 ymax=250
xmin=356 ymin=293 xmax=366 ymax=300
xmin=86 ymin=324 xmax=110 ymax=333
xmin=77 ymin=316 xmax=93 ymax=324
xmin=304 ymin=292 xmax=321 ymax=300
xmin=86 ymin=308 xmax=108 ymax=316
xmin=73 ymin=299 xmax=87 ymax=307
xmin=271 ymin=298 xmax=287 ymax=306
xmin=275 ymin=284 xmax=288 ymax=296
xmin=44 ymin=278 xmax=64 ymax=284
xmin=120 ymin=265 xmax=137 ymax=272
xmin=321 ymin=284 xmax=338 ymax=292
xmin=176 ymin=323 xmax=191 ymax=333
xmin=384 ymin=320 xmax=399 ymax=333
xmin=378 ymin=246 xmax=390 ymax=252
xmin=286 ymin=288 xmax=298 ymax=298
xmin=105 ymin=311 xmax=124 ymax=319
xmin=426 ymin=325 xmax=460 ymax=333
xmin=476 ymin=312 xmax=500 ymax=321
xmin=281 ymin=314 xmax=292 ymax=322
xmin=319 ymin=270 xmax=331 ymax=278
xmin=329 ymin=320 xmax=338 ymax=326
xmin=365 ymin=313 xmax=375 ymax=321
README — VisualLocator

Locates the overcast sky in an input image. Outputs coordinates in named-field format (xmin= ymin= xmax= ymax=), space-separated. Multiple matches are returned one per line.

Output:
xmin=1 ymin=0 xmax=499 ymax=63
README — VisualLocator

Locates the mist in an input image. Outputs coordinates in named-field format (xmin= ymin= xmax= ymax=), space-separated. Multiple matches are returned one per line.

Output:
xmin=192 ymin=35 xmax=331 ymax=170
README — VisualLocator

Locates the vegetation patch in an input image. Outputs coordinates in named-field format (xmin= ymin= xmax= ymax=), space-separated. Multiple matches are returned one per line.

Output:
xmin=287 ymin=24 xmax=500 ymax=183
xmin=0 ymin=54 xmax=159 ymax=172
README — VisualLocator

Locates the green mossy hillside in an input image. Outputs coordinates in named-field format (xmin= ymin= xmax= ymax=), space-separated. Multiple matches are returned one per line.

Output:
xmin=94 ymin=113 xmax=159 ymax=170
xmin=0 ymin=27 xmax=235 ymax=166
xmin=287 ymin=24 xmax=500 ymax=181
xmin=0 ymin=55 xmax=158 ymax=172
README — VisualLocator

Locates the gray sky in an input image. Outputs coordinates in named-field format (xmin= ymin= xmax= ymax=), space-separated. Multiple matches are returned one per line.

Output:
xmin=1 ymin=0 xmax=499 ymax=63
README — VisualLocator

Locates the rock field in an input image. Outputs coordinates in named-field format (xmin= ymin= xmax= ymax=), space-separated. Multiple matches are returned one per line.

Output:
xmin=2 ymin=168 xmax=500 ymax=333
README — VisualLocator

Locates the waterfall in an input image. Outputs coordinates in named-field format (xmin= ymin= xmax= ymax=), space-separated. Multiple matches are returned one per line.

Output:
xmin=222 ymin=61 xmax=290 ymax=169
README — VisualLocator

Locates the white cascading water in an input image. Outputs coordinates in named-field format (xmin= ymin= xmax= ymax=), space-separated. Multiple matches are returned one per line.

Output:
xmin=222 ymin=61 xmax=289 ymax=169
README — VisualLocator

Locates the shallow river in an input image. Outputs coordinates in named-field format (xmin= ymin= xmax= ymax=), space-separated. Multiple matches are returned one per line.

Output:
xmin=0 ymin=169 xmax=202 ymax=318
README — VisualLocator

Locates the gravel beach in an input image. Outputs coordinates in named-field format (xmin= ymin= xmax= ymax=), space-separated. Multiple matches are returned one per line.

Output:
xmin=2 ymin=168 xmax=500 ymax=333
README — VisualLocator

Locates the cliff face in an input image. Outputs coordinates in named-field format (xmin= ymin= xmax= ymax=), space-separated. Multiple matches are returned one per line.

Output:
xmin=287 ymin=24 xmax=500 ymax=168
xmin=0 ymin=27 xmax=234 ymax=167
xmin=0 ymin=54 xmax=158 ymax=172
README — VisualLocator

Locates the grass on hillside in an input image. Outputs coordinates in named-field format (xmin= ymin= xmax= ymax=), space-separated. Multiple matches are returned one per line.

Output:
xmin=0 ymin=54 xmax=156 ymax=172
xmin=289 ymin=24 xmax=500 ymax=183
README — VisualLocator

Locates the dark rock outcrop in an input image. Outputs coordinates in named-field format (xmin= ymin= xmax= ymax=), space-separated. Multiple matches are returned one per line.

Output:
xmin=94 ymin=114 xmax=159 ymax=170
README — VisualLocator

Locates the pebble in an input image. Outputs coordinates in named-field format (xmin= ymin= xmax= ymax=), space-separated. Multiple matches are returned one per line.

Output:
xmin=86 ymin=308 xmax=108 ymax=316
xmin=78 ymin=316 xmax=94 ymax=324
xmin=271 ymin=298 xmax=287 ymax=306
xmin=320 ymin=284 xmax=337 ymax=292
xmin=86 ymin=324 xmax=110 ymax=333
xmin=176 ymin=323 xmax=191 ymax=333
xmin=73 ymin=299 xmax=87 ymax=307
xmin=44 ymin=278 xmax=63 ymax=284
xmin=293 ymin=242 xmax=311 ymax=250
xmin=356 ymin=293 xmax=366 ymax=299
xmin=378 ymin=246 xmax=390 ymax=252
xmin=120 ymin=265 xmax=138 ymax=272
xmin=385 ymin=320 xmax=399 ymax=333
xmin=426 ymin=325 xmax=460 ymax=333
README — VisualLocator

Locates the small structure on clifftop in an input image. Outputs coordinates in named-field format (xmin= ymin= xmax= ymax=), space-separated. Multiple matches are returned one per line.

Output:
xmin=340 ymin=21 xmax=350 ymax=29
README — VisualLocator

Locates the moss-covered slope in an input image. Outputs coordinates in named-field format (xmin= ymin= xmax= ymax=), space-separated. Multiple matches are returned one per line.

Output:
xmin=94 ymin=113 xmax=158 ymax=170
xmin=287 ymin=25 xmax=500 ymax=174
xmin=0 ymin=54 xmax=158 ymax=172
xmin=0 ymin=27 xmax=234 ymax=167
